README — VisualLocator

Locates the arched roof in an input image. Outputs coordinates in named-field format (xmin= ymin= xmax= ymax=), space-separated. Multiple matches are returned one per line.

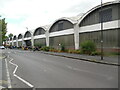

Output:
xmin=13 ymin=35 xmax=16 ymax=40
xmin=18 ymin=33 xmax=23 ymax=37
xmin=33 ymin=26 xmax=46 ymax=36
xmin=18 ymin=33 xmax=23 ymax=39
xmin=78 ymin=0 xmax=120 ymax=25
xmin=10 ymin=37 xmax=13 ymax=41
xmin=49 ymin=15 xmax=82 ymax=32
xmin=24 ymin=30 xmax=32 ymax=38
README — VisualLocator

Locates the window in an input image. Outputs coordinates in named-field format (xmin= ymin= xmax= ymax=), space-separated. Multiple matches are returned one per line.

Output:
xmin=34 ymin=29 xmax=45 ymax=36
xmin=13 ymin=36 xmax=16 ymax=40
xmin=99 ymin=8 xmax=112 ymax=22
xmin=58 ymin=22 xmax=63 ymax=31
xmin=18 ymin=35 xmax=22 ymax=39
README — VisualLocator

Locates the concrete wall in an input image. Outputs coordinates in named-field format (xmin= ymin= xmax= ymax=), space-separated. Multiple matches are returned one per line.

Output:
xmin=18 ymin=41 xmax=22 ymax=46
xmin=79 ymin=29 xmax=118 ymax=48
xmin=49 ymin=34 xmax=74 ymax=50
xmin=34 ymin=38 xmax=46 ymax=46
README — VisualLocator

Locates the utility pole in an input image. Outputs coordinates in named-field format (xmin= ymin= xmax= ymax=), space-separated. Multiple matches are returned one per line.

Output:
xmin=100 ymin=0 xmax=103 ymax=60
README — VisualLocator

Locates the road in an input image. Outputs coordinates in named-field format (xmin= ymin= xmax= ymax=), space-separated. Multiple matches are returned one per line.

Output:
xmin=2 ymin=49 xmax=118 ymax=88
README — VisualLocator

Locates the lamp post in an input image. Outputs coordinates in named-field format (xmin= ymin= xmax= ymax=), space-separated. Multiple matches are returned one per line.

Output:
xmin=100 ymin=0 xmax=103 ymax=60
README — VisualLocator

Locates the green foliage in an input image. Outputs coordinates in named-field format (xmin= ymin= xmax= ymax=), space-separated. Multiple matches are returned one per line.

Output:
xmin=40 ymin=46 xmax=50 ymax=51
xmin=8 ymin=33 xmax=13 ymax=38
xmin=0 ymin=18 xmax=7 ymax=42
xmin=60 ymin=44 xmax=65 ymax=52
xmin=91 ymin=51 xmax=101 ymax=56
xmin=104 ymin=52 xmax=120 ymax=56
xmin=68 ymin=49 xmax=81 ymax=54
xmin=49 ymin=47 xmax=57 ymax=52
xmin=80 ymin=40 xmax=96 ymax=55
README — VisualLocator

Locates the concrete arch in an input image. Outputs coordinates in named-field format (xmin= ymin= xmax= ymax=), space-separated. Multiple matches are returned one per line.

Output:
xmin=18 ymin=33 xmax=23 ymax=39
xmin=13 ymin=35 xmax=16 ymax=40
xmin=33 ymin=27 xmax=46 ymax=36
xmin=10 ymin=37 xmax=12 ymax=41
xmin=49 ymin=17 xmax=78 ymax=33
xmin=78 ymin=0 xmax=120 ymax=26
xmin=24 ymin=31 xmax=32 ymax=38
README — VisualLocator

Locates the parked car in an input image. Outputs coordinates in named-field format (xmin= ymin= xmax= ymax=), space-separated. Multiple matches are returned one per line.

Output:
xmin=33 ymin=47 xmax=40 ymax=51
xmin=0 ymin=46 xmax=5 ymax=49
xmin=24 ymin=47 xmax=28 ymax=50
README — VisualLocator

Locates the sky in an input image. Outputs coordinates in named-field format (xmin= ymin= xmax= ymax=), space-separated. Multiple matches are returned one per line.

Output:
xmin=0 ymin=0 xmax=115 ymax=36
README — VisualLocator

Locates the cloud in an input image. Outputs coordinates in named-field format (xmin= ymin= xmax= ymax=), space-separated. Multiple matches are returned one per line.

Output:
xmin=0 ymin=0 xmax=115 ymax=35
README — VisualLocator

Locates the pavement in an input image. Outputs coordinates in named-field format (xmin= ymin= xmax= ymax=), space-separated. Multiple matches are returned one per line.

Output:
xmin=0 ymin=55 xmax=2 ymax=89
xmin=0 ymin=50 xmax=11 ymax=89
xmin=2 ymin=49 xmax=118 ymax=88
xmin=40 ymin=51 xmax=119 ymax=66
xmin=9 ymin=49 xmax=119 ymax=66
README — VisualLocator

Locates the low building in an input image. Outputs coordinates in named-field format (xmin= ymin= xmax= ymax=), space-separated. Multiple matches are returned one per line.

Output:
xmin=78 ymin=0 xmax=120 ymax=53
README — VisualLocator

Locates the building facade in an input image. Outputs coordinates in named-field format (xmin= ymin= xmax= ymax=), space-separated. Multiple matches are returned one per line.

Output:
xmin=8 ymin=0 xmax=120 ymax=53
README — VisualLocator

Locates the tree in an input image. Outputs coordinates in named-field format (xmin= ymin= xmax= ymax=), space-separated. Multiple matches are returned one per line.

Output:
xmin=8 ymin=33 xmax=13 ymax=38
xmin=0 ymin=18 xmax=7 ymax=45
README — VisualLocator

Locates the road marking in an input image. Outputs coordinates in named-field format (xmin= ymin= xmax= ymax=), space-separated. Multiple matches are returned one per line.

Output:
xmin=5 ymin=59 xmax=12 ymax=88
xmin=9 ymin=58 xmax=34 ymax=88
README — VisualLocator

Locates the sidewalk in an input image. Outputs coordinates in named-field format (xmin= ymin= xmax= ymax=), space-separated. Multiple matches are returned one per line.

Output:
xmin=0 ymin=52 xmax=6 ymax=89
xmin=41 ymin=51 xmax=119 ymax=66
xmin=0 ymin=56 xmax=2 ymax=85
xmin=0 ymin=52 xmax=3 ymax=89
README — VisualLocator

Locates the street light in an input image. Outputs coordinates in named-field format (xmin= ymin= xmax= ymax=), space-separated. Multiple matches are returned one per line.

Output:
xmin=100 ymin=0 xmax=103 ymax=60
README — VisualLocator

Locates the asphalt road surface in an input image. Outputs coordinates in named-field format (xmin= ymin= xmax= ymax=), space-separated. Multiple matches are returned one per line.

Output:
xmin=3 ymin=49 xmax=118 ymax=88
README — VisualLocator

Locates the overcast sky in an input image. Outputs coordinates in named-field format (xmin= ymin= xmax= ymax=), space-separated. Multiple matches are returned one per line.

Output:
xmin=0 ymin=0 xmax=115 ymax=36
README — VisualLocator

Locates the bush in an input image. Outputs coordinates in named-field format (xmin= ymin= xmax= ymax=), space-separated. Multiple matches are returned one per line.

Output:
xmin=91 ymin=51 xmax=101 ymax=56
xmin=68 ymin=49 xmax=81 ymax=54
xmin=40 ymin=46 xmax=50 ymax=51
xmin=49 ymin=47 xmax=58 ymax=52
xmin=60 ymin=44 xmax=65 ymax=52
xmin=81 ymin=40 xmax=96 ymax=55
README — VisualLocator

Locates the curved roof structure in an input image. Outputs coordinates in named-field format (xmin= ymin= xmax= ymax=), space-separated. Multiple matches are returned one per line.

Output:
xmin=33 ymin=25 xmax=51 ymax=36
xmin=24 ymin=30 xmax=32 ymax=38
xmin=78 ymin=0 xmax=120 ymax=25
xmin=18 ymin=33 xmax=23 ymax=37
xmin=13 ymin=35 xmax=17 ymax=40
xmin=18 ymin=33 xmax=23 ymax=39
xmin=49 ymin=15 xmax=83 ymax=32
